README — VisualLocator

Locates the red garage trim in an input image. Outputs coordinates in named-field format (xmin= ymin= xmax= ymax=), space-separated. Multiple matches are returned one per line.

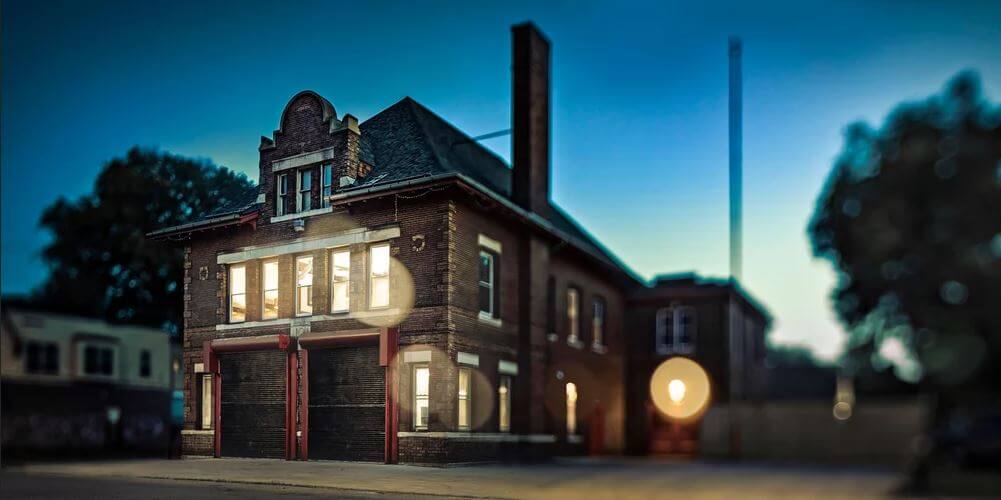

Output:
xmin=203 ymin=333 xmax=295 ymax=460
xmin=296 ymin=327 xmax=398 ymax=463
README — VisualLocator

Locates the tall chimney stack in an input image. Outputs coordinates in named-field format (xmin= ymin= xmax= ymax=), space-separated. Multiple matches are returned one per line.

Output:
xmin=511 ymin=23 xmax=551 ymax=213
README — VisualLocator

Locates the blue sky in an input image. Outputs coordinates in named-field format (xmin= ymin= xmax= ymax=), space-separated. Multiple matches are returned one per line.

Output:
xmin=4 ymin=0 xmax=1000 ymax=359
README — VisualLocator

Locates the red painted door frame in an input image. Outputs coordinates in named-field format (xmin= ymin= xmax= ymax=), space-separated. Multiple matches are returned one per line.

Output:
xmin=203 ymin=334 xmax=295 ymax=460
xmin=295 ymin=327 xmax=399 ymax=463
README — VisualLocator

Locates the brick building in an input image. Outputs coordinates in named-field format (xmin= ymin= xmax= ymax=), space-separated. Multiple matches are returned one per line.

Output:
xmin=150 ymin=23 xmax=768 ymax=464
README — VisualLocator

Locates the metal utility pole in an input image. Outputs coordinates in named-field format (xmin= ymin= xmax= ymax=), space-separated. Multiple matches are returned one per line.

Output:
xmin=728 ymin=37 xmax=743 ymax=282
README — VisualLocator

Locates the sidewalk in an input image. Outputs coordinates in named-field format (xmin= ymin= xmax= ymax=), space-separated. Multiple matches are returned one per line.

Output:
xmin=10 ymin=457 xmax=903 ymax=499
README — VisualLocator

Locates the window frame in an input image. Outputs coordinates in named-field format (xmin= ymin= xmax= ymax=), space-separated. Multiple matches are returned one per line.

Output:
xmin=592 ymin=297 xmax=606 ymax=348
xmin=297 ymin=169 xmax=313 ymax=213
xmin=25 ymin=341 xmax=59 ymax=375
xmin=566 ymin=382 xmax=578 ymax=436
xmin=199 ymin=372 xmax=213 ymax=430
xmin=295 ymin=254 xmax=314 ymax=317
xmin=78 ymin=342 xmax=117 ymax=378
xmin=566 ymin=287 xmax=581 ymax=344
xmin=228 ymin=264 xmax=247 ymax=323
xmin=478 ymin=250 xmax=495 ymax=317
xmin=369 ymin=243 xmax=391 ymax=309
xmin=261 ymin=259 xmax=280 ymax=320
xmin=413 ymin=364 xmax=430 ymax=431
xmin=321 ymin=163 xmax=333 ymax=208
xmin=139 ymin=349 xmax=152 ymax=378
xmin=330 ymin=248 xmax=351 ymax=313
xmin=498 ymin=374 xmax=512 ymax=433
xmin=457 ymin=366 xmax=472 ymax=431
xmin=276 ymin=172 xmax=290 ymax=216
xmin=655 ymin=306 xmax=696 ymax=354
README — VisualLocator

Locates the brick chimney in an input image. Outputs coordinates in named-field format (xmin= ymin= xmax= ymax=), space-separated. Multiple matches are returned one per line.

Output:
xmin=511 ymin=23 xmax=550 ymax=213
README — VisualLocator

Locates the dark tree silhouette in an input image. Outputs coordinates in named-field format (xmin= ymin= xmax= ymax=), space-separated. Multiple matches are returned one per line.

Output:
xmin=809 ymin=72 xmax=1001 ymax=395
xmin=33 ymin=147 xmax=253 ymax=336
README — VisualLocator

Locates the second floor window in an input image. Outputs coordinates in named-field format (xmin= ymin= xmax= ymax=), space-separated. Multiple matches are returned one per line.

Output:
xmin=296 ymin=255 xmax=313 ymax=316
xmin=298 ymin=169 xmax=312 ymax=212
xmin=566 ymin=288 xmax=580 ymax=343
xmin=276 ymin=173 xmax=290 ymax=216
xmin=262 ymin=259 xmax=279 ymax=320
xmin=83 ymin=344 xmax=115 ymax=377
xmin=25 ymin=341 xmax=59 ymax=375
xmin=321 ymin=163 xmax=333 ymax=208
xmin=592 ymin=298 xmax=605 ymax=348
xmin=656 ymin=306 xmax=697 ymax=354
xmin=140 ymin=350 xmax=152 ymax=378
xmin=331 ymin=249 xmax=350 ymax=313
xmin=478 ymin=250 xmax=495 ymax=317
xmin=370 ymin=244 xmax=390 ymax=308
xmin=229 ymin=264 xmax=246 ymax=323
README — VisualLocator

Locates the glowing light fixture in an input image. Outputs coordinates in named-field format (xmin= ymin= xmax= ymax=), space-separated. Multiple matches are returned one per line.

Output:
xmin=668 ymin=379 xmax=686 ymax=403
xmin=649 ymin=357 xmax=711 ymax=422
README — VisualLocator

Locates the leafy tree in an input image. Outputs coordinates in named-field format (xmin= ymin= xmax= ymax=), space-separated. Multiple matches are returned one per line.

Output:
xmin=33 ymin=147 xmax=253 ymax=336
xmin=808 ymin=72 xmax=1001 ymax=397
xmin=765 ymin=343 xmax=825 ymax=369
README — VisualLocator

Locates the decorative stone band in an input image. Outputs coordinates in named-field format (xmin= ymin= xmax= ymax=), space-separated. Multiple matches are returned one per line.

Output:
xmin=216 ymin=226 xmax=400 ymax=264
xmin=271 ymin=146 xmax=337 ymax=173
xmin=396 ymin=432 xmax=556 ymax=443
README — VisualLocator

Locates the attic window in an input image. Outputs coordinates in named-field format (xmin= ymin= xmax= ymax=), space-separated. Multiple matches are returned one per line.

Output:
xmin=322 ymin=164 xmax=333 ymax=208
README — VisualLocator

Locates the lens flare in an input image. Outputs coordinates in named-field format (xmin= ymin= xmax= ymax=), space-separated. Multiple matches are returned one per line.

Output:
xmin=649 ymin=357 xmax=711 ymax=422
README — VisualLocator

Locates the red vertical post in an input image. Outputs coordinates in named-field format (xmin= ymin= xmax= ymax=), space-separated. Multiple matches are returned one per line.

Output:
xmin=299 ymin=348 xmax=309 ymax=461
xmin=381 ymin=327 xmax=399 ymax=464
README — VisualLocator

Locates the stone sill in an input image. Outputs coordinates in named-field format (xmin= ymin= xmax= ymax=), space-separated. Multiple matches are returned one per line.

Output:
xmin=270 ymin=206 xmax=334 ymax=223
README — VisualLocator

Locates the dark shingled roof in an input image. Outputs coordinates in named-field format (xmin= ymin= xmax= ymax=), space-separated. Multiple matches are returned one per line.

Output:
xmin=170 ymin=96 xmax=631 ymax=278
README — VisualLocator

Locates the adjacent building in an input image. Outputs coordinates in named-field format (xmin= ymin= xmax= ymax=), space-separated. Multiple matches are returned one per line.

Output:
xmin=1 ymin=305 xmax=180 ymax=459
xmin=150 ymin=23 xmax=769 ymax=464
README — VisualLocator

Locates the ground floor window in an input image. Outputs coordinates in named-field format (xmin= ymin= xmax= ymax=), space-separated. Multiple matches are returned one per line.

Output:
xmin=498 ymin=375 xmax=512 ymax=432
xmin=413 ymin=365 xmax=430 ymax=430
xmin=566 ymin=382 xmax=578 ymax=436
xmin=457 ymin=367 xmax=471 ymax=430
xmin=200 ymin=373 xmax=213 ymax=430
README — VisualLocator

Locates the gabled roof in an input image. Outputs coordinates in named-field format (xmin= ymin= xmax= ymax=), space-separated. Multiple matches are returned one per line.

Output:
xmin=360 ymin=97 xmax=632 ymax=276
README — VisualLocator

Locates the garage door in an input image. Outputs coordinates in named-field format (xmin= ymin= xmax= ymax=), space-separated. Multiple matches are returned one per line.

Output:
xmin=308 ymin=345 xmax=385 ymax=461
xmin=220 ymin=350 xmax=286 ymax=458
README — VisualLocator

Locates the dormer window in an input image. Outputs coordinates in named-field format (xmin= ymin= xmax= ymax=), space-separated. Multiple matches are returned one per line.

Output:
xmin=321 ymin=163 xmax=334 ymax=208
xmin=297 ymin=169 xmax=313 ymax=212
xmin=276 ymin=173 xmax=290 ymax=216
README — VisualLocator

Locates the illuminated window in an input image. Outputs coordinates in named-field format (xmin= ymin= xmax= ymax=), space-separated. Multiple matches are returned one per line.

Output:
xmin=200 ymin=373 xmax=213 ymax=430
xmin=478 ymin=250 xmax=495 ymax=316
xmin=262 ymin=259 xmax=279 ymax=320
xmin=331 ymin=249 xmax=350 ymax=313
xmin=413 ymin=365 xmax=430 ymax=430
xmin=25 ymin=341 xmax=59 ymax=375
xmin=295 ymin=255 xmax=313 ymax=316
xmin=321 ymin=163 xmax=333 ymax=208
xmin=498 ymin=375 xmax=512 ymax=432
xmin=276 ymin=173 xmax=290 ymax=216
xmin=656 ymin=306 xmax=696 ymax=354
xmin=140 ymin=350 xmax=152 ymax=378
xmin=297 ymin=169 xmax=312 ymax=212
xmin=457 ymin=367 xmax=471 ymax=431
xmin=229 ymin=264 xmax=246 ymax=323
xmin=370 ymin=244 xmax=390 ymax=308
xmin=566 ymin=382 xmax=578 ymax=436
xmin=566 ymin=288 xmax=580 ymax=343
xmin=592 ymin=298 xmax=605 ymax=348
